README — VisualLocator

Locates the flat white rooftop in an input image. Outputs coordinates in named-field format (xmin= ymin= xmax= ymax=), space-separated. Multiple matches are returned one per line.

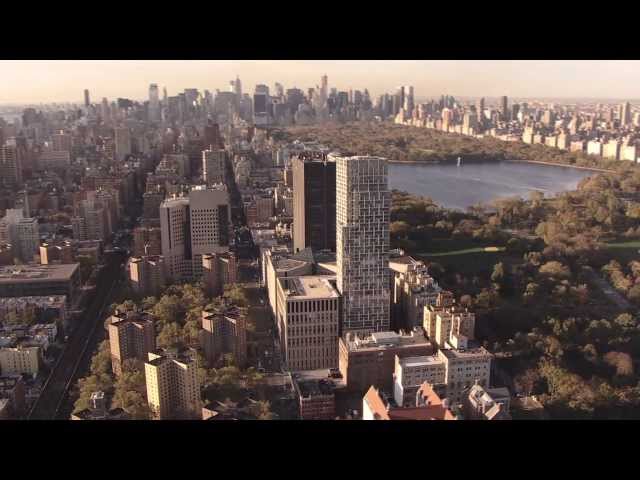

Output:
xmin=283 ymin=276 xmax=339 ymax=299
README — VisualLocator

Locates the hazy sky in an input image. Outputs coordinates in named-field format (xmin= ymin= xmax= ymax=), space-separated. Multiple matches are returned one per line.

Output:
xmin=1 ymin=60 xmax=639 ymax=104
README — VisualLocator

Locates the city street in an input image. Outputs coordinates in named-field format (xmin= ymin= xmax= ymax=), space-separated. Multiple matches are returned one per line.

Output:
xmin=28 ymin=251 xmax=126 ymax=420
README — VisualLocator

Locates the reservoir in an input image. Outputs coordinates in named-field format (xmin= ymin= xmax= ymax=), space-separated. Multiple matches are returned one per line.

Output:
xmin=389 ymin=161 xmax=596 ymax=210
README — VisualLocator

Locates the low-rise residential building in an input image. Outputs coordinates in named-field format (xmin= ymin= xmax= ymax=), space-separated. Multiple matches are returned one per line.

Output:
xmin=338 ymin=327 xmax=433 ymax=394
xmin=0 ymin=345 xmax=40 ymax=376
xmin=390 ymin=255 xmax=442 ymax=329
xmin=423 ymin=297 xmax=476 ymax=350
xmin=464 ymin=383 xmax=512 ymax=420
xmin=393 ymin=344 xmax=493 ymax=407
xmin=292 ymin=369 xmax=345 ymax=420
xmin=0 ymin=295 xmax=66 ymax=324
xmin=71 ymin=391 xmax=129 ymax=420
xmin=275 ymin=275 xmax=340 ymax=371
xmin=363 ymin=382 xmax=459 ymax=420
xmin=0 ymin=375 xmax=26 ymax=418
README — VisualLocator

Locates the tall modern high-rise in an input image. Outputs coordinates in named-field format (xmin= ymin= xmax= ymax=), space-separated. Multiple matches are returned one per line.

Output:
xmin=149 ymin=83 xmax=160 ymax=122
xmin=160 ymin=185 xmax=231 ymax=283
xmin=253 ymin=85 xmax=270 ymax=126
xmin=621 ymin=101 xmax=632 ymax=126
xmin=292 ymin=153 xmax=336 ymax=253
xmin=334 ymin=155 xmax=391 ymax=336
xmin=114 ymin=127 xmax=131 ymax=161
xmin=403 ymin=86 xmax=414 ymax=116
xmin=202 ymin=149 xmax=226 ymax=185
xmin=0 ymin=145 xmax=22 ymax=188
xmin=475 ymin=97 xmax=485 ymax=122
xmin=0 ymin=209 xmax=39 ymax=262
xmin=84 ymin=89 xmax=90 ymax=107
xmin=500 ymin=96 xmax=509 ymax=121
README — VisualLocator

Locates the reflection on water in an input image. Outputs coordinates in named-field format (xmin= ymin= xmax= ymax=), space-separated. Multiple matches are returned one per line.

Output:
xmin=389 ymin=161 xmax=595 ymax=210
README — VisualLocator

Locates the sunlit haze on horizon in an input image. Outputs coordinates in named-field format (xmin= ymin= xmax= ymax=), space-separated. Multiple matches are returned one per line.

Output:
xmin=2 ymin=60 xmax=640 ymax=104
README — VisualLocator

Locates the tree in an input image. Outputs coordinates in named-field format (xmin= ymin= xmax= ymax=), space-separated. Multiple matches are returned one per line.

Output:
xmin=77 ymin=255 xmax=97 ymax=283
xmin=141 ymin=296 xmax=158 ymax=311
xmin=604 ymin=351 xmax=634 ymax=378
xmin=223 ymin=284 xmax=249 ymax=307
xmin=152 ymin=295 xmax=184 ymax=326
xmin=523 ymin=282 xmax=539 ymax=304
xmin=459 ymin=294 xmax=473 ymax=308
xmin=514 ymin=368 xmax=541 ymax=396
xmin=539 ymin=261 xmax=571 ymax=280
xmin=111 ymin=364 xmax=151 ymax=420
xmin=390 ymin=221 xmax=411 ymax=238
xmin=247 ymin=399 xmax=275 ymax=420
xmin=157 ymin=322 xmax=183 ymax=348
xmin=491 ymin=262 xmax=505 ymax=284
xmin=90 ymin=340 xmax=112 ymax=376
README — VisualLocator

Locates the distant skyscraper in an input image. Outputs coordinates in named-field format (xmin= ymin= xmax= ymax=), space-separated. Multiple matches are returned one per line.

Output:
xmin=292 ymin=153 xmax=336 ymax=253
xmin=621 ymin=101 xmax=632 ymax=126
xmin=84 ymin=89 xmax=90 ymax=107
xmin=0 ymin=145 xmax=22 ymax=188
xmin=403 ymin=86 xmax=414 ymax=116
xmin=0 ymin=208 xmax=38 ymax=262
xmin=149 ymin=84 xmax=160 ymax=122
xmin=334 ymin=155 xmax=390 ymax=336
xmin=253 ymin=84 xmax=270 ymax=126
xmin=202 ymin=149 xmax=226 ymax=185
xmin=234 ymin=76 xmax=242 ymax=99
xmin=114 ymin=127 xmax=131 ymax=161
xmin=500 ymin=96 xmax=509 ymax=121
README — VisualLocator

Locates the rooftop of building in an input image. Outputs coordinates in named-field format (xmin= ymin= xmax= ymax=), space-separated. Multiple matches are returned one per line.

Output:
xmin=280 ymin=275 xmax=339 ymax=300
xmin=202 ymin=300 xmax=245 ymax=320
xmin=110 ymin=309 xmax=154 ymax=326
xmin=364 ymin=384 xmax=457 ymax=421
xmin=0 ymin=263 xmax=79 ymax=283
xmin=0 ymin=375 xmax=23 ymax=389
xmin=438 ymin=345 xmax=492 ymax=360
xmin=146 ymin=347 xmax=196 ymax=367
xmin=292 ymin=369 xmax=346 ymax=397
xmin=0 ymin=295 xmax=66 ymax=306
xmin=400 ymin=355 xmax=445 ymax=369
xmin=344 ymin=327 xmax=431 ymax=352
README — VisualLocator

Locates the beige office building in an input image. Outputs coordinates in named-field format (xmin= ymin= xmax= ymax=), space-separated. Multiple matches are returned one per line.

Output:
xmin=275 ymin=275 xmax=340 ymax=371
xmin=160 ymin=186 xmax=231 ymax=283
xmin=145 ymin=348 xmax=201 ymax=420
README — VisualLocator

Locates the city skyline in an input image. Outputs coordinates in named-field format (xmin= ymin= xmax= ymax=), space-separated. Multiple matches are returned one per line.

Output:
xmin=2 ymin=60 xmax=640 ymax=104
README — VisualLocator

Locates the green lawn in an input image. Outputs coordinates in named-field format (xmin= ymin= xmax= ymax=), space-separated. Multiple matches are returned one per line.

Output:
xmin=604 ymin=240 xmax=640 ymax=265
xmin=418 ymin=246 xmax=505 ymax=257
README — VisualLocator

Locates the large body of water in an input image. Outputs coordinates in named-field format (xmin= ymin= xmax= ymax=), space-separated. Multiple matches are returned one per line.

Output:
xmin=389 ymin=161 xmax=596 ymax=210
